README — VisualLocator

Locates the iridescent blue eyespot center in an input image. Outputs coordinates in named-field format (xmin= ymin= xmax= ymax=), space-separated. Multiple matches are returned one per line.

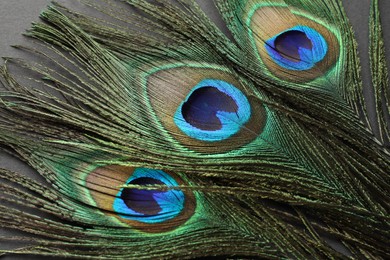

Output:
xmin=113 ymin=168 xmax=185 ymax=224
xmin=265 ymin=25 xmax=328 ymax=70
xmin=121 ymin=177 xmax=165 ymax=215
xmin=174 ymin=79 xmax=251 ymax=142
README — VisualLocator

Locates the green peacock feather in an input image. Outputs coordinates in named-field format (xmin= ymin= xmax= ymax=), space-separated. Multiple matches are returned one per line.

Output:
xmin=0 ymin=0 xmax=389 ymax=259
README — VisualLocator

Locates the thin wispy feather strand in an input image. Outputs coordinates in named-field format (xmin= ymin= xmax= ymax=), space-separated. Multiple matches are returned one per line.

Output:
xmin=0 ymin=0 xmax=389 ymax=259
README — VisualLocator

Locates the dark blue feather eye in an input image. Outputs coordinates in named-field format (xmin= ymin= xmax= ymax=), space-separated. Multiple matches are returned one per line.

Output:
xmin=113 ymin=168 xmax=185 ymax=224
xmin=119 ymin=177 xmax=165 ymax=216
xmin=265 ymin=26 xmax=328 ymax=71
xmin=86 ymin=165 xmax=196 ymax=232
xmin=174 ymin=79 xmax=251 ymax=142
xmin=246 ymin=6 xmax=340 ymax=82
xmin=144 ymin=64 xmax=267 ymax=153
xmin=181 ymin=87 xmax=237 ymax=131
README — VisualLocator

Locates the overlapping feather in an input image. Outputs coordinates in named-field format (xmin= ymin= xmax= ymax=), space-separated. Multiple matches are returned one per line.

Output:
xmin=0 ymin=0 xmax=389 ymax=259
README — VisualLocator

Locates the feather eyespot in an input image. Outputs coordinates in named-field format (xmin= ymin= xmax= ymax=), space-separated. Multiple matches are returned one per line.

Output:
xmin=86 ymin=165 xmax=196 ymax=232
xmin=174 ymin=79 xmax=251 ymax=142
xmin=265 ymin=26 xmax=328 ymax=71
xmin=144 ymin=63 xmax=267 ymax=153
xmin=246 ymin=6 xmax=340 ymax=82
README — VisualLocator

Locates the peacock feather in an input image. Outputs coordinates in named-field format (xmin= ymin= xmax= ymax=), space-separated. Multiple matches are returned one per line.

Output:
xmin=0 ymin=0 xmax=389 ymax=258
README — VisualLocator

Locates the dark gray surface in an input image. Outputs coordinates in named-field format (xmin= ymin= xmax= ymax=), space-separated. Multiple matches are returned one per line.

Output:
xmin=0 ymin=0 xmax=389 ymax=259
xmin=0 ymin=0 xmax=51 ymax=177
xmin=0 ymin=1 xmax=50 ymax=57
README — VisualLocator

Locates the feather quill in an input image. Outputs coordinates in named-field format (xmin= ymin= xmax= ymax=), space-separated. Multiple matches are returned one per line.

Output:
xmin=0 ymin=0 xmax=389 ymax=259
